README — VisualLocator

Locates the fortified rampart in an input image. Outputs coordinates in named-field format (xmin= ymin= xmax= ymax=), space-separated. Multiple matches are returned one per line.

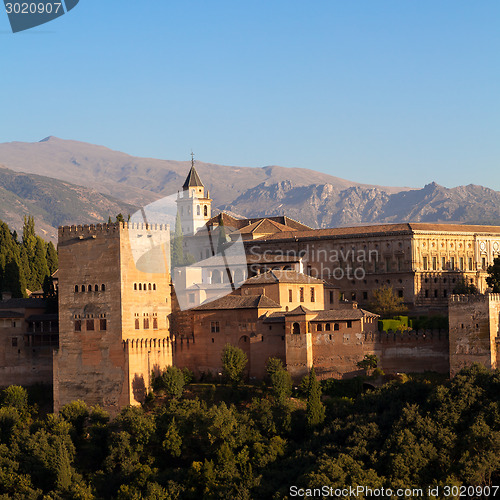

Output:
xmin=54 ymin=222 xmax=173 ymax=415
xmin=449 ymin=293 xmax=500 ymax=376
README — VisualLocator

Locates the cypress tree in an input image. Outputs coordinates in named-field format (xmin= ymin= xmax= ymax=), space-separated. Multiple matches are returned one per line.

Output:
xmin=46 ymin=241 xmax=58 ymax=275
xmin=306 ymin=367 xmax=325 ymax=428
xmin=31 ymin=237 xmax=49 ymax=291
xmin=171 ymin=212 xmax=184 ymax=269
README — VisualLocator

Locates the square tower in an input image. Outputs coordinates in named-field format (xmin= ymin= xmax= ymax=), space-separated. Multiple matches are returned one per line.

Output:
xmin=54 ymin=222 xmax=173 ymax=415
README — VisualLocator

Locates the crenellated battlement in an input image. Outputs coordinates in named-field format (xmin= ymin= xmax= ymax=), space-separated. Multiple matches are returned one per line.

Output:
xmin=363 ymin=329 xmax=448 ymax=343
xmin=58 ymin=222 xmax=170 ymax=242
xmin=449 ymin=293 xmax=500 ymax=304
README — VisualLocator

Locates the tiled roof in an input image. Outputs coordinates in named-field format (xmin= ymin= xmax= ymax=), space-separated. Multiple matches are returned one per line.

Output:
xmin=26 ymin=314 xmax=59 ymax=322
xmin=313 ymin=309 xmax=379 ymax=321
xmin=193 ymin=294 xmax=281 ymax=311
xmin=244 ymin=270 xmax=325 ymax=285
xmin=0 ymin=311 xmax=24 ymax=319
xmin=250 ymin=222 xmax=500 ymax=243
xmin=206 ymin=213 xmax=311 ymax=231
xmin=183 ymin=165 xmax=204 ymax=188
xmin=287 ymin=305 xmax=313 ymax=315
xmin=0 ymin=298 xmax=47 ymax=310
xmin=238 ymin=219 xmax=298 ymax=235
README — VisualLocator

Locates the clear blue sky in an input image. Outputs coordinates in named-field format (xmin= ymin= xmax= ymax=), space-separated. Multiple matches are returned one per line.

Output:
xmin=1 ymin=0 xmax=499 ymax=189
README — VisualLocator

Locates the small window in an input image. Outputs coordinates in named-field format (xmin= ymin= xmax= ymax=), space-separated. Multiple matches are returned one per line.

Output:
xmin=153 ymin=318 xmax=158 ymax=330
xmin=153 ymin=283 xmax=156 ymax=291
xmin=292 ymin=322 xmax=300 ymax=335
xmin=398 ymin=290 xmax=403 ymax=298
xmin=139 ymin=283 xmax=142 ymax=290
xmin=87 ymin=285 xmax=92 ymax=292
xmin=134 ymin=283 xmax=137 ymax=290
xmin=148 ymin=283 xmax=151 ymax=290
xmin=441 ymin=257 xmax=446 ymax=270
xmin=143 ymin=318 xmax=149 ymax=329
xmin=347 ymin=320 xmax=352 ymax=328
xmin=81 ymin=285 xmax=85 ymax=292
xmin=86 ymin=319 xmax=94 ymax=331
xmin=288 ymin=289 xmax=293 ymax=302
xmin=317 ymin=324 xmax=323 ymax=332
xmin=143 ymin=283 xmax=147 ymax=291
xmin=351 ymin=292 xmax=356 ymax=301
xmin=422 ymin=256 xmax=428 ymax=271
xmin=100 ymin=319 xmax=107 ymax=331
xmin=482 ymin=257 xmax=486 ymax=269
xmin=211 ymin=338 xmax=214 ymax=343
xmin=468 ymin=258 xmax=473 ymax=271
xmin=101 ymin=284 xmax=105 ymax=291
xmin=299 ymin=287 xmax=304 ymax=303
xmin=425 ymin=289 xmax=429 ymax=298
xmin=310 ymin=287 xmax=315 ymax=302
xmin=451 ymin=257 xmax=455 ymax=269
xmin=204 ymin=205 xmax=208 ymax=217
xmin=74 ymin=320 xmax=82 ymax=332
xmin=459 ymin=257 xmax=464 ymax=270
xmin=134 ymin=319 xmax=140 ymax=329
xmin=329 ymin=291 xmax=334 ymax=304
xmin=74 ymin=285 xmax=78 ymax=293
xmin=211 ymin=321 xmax=220 ymax=333
xmin=325 ymin=323 xmax=331 ymax=331
xmin=11 ymin=337 xmax=17 ymax=347
xmin=95 ymin=284 xmax=99 ymax=292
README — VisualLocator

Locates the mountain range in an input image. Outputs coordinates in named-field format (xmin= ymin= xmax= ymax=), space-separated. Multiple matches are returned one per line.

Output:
xmin=0 ymin=136 xmax=498 ymax=240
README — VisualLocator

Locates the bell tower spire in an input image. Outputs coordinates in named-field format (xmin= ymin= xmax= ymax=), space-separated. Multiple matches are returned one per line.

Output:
xmin=176 ymin=153 xmax=212 ymax=235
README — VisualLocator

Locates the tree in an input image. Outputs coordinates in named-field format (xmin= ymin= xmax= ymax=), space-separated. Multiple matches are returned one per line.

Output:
xmin=453 ymin=277 xmax=479 ymax=295
xmin=369 ymin=285 xmax=407 ymax=318
xmin=171 ymin=212 xmax=185 ymax=269
xmin=221 ymin=344 xmax=247 ymax=385
xmin=162 ymin=418 xmax=182 ymax=457
xmin=31 ymin=237 xmax=49 ymax=291
xmin=306 ymin=367 xmax=325 ymax=428
xmin=357 ymin=354 xmax=378 ymax=372
xmin=155 ymin=366 xmax=186 ymax=398
xmin=266 ymin=358 xmax=292 ymax=404
xmin=46 ymin=241 xmax=58 ymax=275
xmin=2 ymin=385 xmax=28 ymax=412
xmin=486 ymin=256 xmax=500 ymax=293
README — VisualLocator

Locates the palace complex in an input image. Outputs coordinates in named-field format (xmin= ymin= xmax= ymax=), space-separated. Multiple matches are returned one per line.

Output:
xmin=1 ymin=162 xmax=499 ymax=414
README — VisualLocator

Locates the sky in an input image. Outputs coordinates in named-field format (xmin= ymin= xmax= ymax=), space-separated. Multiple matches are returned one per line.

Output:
xmin=0 ymin=0 xmax=499 ymax=190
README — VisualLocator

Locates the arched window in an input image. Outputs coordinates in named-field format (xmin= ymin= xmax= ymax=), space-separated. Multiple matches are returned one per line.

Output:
xmin=325 ymin=323 xmax=331 ymax=331
xmin=148 ymin=283 xmax=152 ymax=290
xmin=292 ymin=322 xmax=300 ymax=335
xmin=334 ymin=323 xmax=340 ymax=331
xmin=143 ymin=283 xmax=147 ymax=291
xmin=81 ymin=285 xmax=85 ymax=292
xmin=87 ymin=284 xmax=92 ymax=292
xmin=135 ymin=319 xmax=139 ymax=330
xmin=139 ymin=283 xmax=142 ymax=290
xmin=74 ymin=285 xmax=78 ymax=293
xmin=101 ymin=284 xmax=105 ymax=291
xmin=197 ymin=205 xmax=200 ymax=215
xmin=95 ymin=284 xmax=99 ymax=292
xmin=204 ymin=205 xmax=208 ymax=217
xmin=317 ymin=324 xmax=323 ymax=331
xmin=134 ymin=283 xmax=137 ymax=290
xmin=212 ymin=269 xmax=222 ymax=284
xmin=153 ymin=283 xmax=156 ymax=290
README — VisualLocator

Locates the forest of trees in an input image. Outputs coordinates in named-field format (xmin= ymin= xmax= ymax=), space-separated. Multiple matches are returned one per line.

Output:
xmin=0 ymin=361 xmax=498 ymax=500
xmin=0 ymin=217 xmax=58 ymax=298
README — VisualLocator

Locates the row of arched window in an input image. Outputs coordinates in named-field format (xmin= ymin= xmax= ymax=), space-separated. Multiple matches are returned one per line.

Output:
xmin=127 ymin=338 xmax=170 ymax=349
xmin=133 ymin=283 xmax=157 ymax=291
xmin=75 ymin=284 xmax=106 ymax=293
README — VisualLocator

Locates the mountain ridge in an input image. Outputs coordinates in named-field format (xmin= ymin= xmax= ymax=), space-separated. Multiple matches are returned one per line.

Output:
xmin=0 ymin=136 xmax=499 ymax=237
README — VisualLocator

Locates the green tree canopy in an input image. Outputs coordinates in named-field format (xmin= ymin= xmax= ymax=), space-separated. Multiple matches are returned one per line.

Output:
xmin=369 ymin=285 xmax=407 ymax=318
xmin=221 ymin=344 xmax=248 ymax=385
xmin=486 ymin=256 xmax=500 ymax=293
xmin=306 ymin=367 xmax=325 ymax=428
